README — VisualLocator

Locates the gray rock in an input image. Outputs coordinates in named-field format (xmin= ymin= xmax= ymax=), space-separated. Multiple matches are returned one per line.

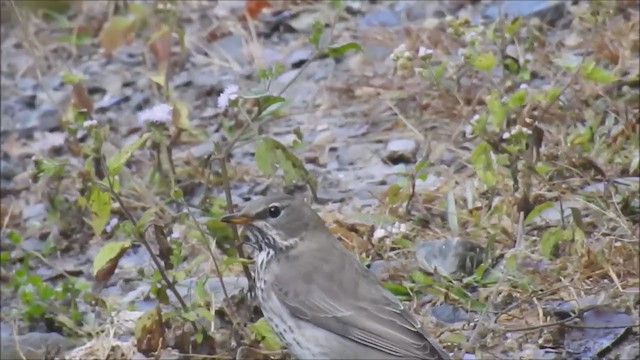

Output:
xmin=22 ymin=203 xmax=47 ymax=223
xmin=36 ymin=104 xmax=61 ymax=132
xmin=286 ymin=47 xmax=314 ymax=68
xmin=173 ymin=276 xmax=249 ymax=306
xmin=431 ymin=303 xmax=472 ymax=324
xmin=359 ymin=7 xmax=401 ymax=28
xmin=20 ymin=238 xmax=44 ymax=253
xmin=415 ymin=238 xmax=485 ymax=277
xmin=0 ymin=332 xmax=79 ymax=360
xmin=212 ymin=34 xmax=247 ymax=67
xmin=0 ymin=159 xmax=20 ymax=180
xmin=368 ymin=259 xmax=412 ymax=280
xmin=384 ymin=139 xmax=418 ymax=164
xmin=483 ymin=1 xmax=566 ymax=26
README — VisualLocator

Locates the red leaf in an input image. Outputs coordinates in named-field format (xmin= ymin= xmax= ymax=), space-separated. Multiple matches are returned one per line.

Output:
xmin=245 ymin=0 xmax=271 ymax=19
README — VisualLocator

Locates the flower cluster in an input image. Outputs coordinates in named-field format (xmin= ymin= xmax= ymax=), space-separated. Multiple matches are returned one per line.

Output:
xmin=217 ymin=84 xmax=239 ymax=110
xmin=137 ymin=103 xmax=173 ymax=126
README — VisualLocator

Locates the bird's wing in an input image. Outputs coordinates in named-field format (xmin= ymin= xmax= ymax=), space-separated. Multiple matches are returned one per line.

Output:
xmin=271 ymin=238 xmax=449 ymax=360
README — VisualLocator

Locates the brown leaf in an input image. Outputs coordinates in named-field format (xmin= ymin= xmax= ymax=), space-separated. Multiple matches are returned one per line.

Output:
xmin=245 ymin=0 xmax=271 ymax=19
xmin=135 ymin=306 xmax=165 ymax=355
xmin=98 ymin=16 xmax=135 ymax=56
xmin=149 ymin=25 xmax=172 ymax=70
xmin=72 ymin=82 xmax=94 ymax=115
xmin=92 ymin=241 xmax=132 ymax=293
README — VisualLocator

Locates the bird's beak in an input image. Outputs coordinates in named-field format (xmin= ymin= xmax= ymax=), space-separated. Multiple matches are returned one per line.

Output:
xmin=220 ymin=213 xmax=253 ymax=225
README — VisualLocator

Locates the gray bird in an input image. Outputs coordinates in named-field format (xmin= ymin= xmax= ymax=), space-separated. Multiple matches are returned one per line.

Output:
xmin=221 ymin=194 xmax=450 ymax=360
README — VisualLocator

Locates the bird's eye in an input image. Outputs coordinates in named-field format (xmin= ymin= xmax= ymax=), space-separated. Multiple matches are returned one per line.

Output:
xmin=268 ymin=205 xmax=281 ymax=218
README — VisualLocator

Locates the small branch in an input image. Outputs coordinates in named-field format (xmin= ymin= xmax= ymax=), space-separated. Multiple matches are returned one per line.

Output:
xmin=219 ymin=159 xmax=255 ymax=291
xmin=100 ymin=158 xmax=192 ymax=314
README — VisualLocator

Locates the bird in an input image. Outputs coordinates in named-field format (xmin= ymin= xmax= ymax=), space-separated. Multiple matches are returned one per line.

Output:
xmin=220 ymin=193 xmax=450 ymax=360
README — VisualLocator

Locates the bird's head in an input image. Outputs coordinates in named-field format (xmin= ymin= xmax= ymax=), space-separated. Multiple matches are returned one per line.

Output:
xmin=220 ymin=194 xmax=325 ymax=252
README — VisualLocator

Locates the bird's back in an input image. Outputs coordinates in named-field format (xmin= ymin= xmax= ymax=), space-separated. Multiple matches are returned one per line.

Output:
xmin=261 ymin=227 xmax=450 ymax=359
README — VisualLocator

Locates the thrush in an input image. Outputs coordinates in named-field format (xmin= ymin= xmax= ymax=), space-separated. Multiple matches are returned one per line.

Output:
xmin=221 ymin=194 xmax=450 ymax=360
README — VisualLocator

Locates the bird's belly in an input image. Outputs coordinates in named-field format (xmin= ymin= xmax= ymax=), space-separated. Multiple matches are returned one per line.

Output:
xmin=257 ymin=288 xmax=398 ymax=360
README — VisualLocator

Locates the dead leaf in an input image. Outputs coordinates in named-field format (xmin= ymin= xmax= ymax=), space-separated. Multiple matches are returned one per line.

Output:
xmin=72 ymin=82 xmax=94 ymax=115
xmin=149 ymin=25 xmax=172 ymax=73
xmin=99 ymin=16 xmax=136 ymax=56
xmin=135 ymin=306 xmax=165 ymax=355
xmin=245 ymin=0 xmax=271 ymax=19
xmin=92 ymin=241 xmax=132 ymax=293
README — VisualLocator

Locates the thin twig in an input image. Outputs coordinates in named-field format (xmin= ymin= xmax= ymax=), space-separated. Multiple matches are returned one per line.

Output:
xmin=494 ymin=304 xmax=602 ymax=332
xmin=218 ymin=159 xmax=254 ymax=289
xmin=11 ymin=321 xmax=27 ymax=360
xmin=179 ymin=201 xmax=252 ymax=339
xmin=100 ymin=158 xmax=193 ymax=315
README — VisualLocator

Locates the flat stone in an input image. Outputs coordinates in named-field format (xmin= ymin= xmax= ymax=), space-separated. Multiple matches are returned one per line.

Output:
xmin=384 ymin=139 xmax=418 ymax=164
xmin=415 ymin=238 xmax=485 ymax=277
xmin=22 ymin=203 xmax=47 ymax=223
xmin=358 ymin=7 xmax=401 ymax=28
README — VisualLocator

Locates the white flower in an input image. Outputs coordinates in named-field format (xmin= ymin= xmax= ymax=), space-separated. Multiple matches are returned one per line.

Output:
xmin=105 ymin=217 xmax=119 ymax=233
xmin=390 ymin=43 xmax=408 ymax=61
xmin=519 ymin=83 xmax=529 ymax=89
xmin=418 ymin=46 xmax=434 ymax=58
xmin=372 ymin=228 xmax=388 ymax=241
xmin=390 ymin=222 xmax=407 ymax=234
xmin=137 ymin=103 xmax=173 ymax=126
xmin=217 ymin=84 xmax=239 ymax=109
xmin=170 ymin=229 xmax=181 ymax=239
xmin=83 ymin=119 xmax=98 ymax=128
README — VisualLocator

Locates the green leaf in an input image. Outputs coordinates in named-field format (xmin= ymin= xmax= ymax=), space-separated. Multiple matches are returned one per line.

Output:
xmin=92 ymin=240 xmax=132 ymax=277
xmin=469 ymin=142 xmax=497 ymax=187
xmin=443 ymin=332 xmax=467 ymax=344
xmin=106 ymin=132 xmax=151 ymax=177
xmin=382 ymin=282 xmax=410 ymax=298
xmin=249 ymin=317 xmax=284 ymax=351
xmin=325 ymin=42 xmax=363 ymax=57
xmin=410 ymin=270 xmax=433 ymax=286
xmin=505 ymin=16 xmax=523 ymax=36
xmin=470 ymin=52 xmax=497 ymax=72
xmin=194 ymin=331 xmax=204 ymax=344
xmin=580 ymin=60 xmax=617 ymax=83
xmin=486 ymin=91 xmax=507 ymax=129
xmin=539 ymin=227 xmax=572 ymax=259
xmin=258 ymin=95 xmax=286 ymax=117
xmin=553 ymin=55 xmax=582 ymax=70
xmin=393 ymin=237 xmax=413 ymax=248
xmin=7 ymin=230 xmax=22 ymax=244
xmin=330 ymin=0 xmax=344 ymax=10
xmin=61 ymin=71 xmax=83 ymax=85
xmin=432 ymin=62 xmax=446 ymax=80
xmin=507 ymin=88 xmax=527 ymax=108
xmin=544 ymin=87 xmax=562 ymax=105
xmin=89 ymin=186 xmax=111 ymax=236
xmin=195 ymin=306 xmax=214 ymax=322
xmin=309 ymin=20 xmax=324 ymax=48
xmin=254 ymin=136 xmax=318 ymax=196
xmin=535 ymin=162 xmax=550 ymax=176
xmin=171 ymin=98 xmax=190 ymax=130
xmin=524 ymin=201 xmax=555 ymax=224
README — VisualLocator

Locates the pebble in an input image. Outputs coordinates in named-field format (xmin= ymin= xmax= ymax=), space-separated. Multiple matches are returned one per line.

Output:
xmin=430 ymin=303 xmax=472 ymax=324
xmin=415 ymin=238 xmax=485 ymax=277
xmin=21 ymin=203 xmax=47 ymax=223
xmin=384 ymin=139 xmax=418 ymax=164
xmin=358 ymin=7 xmax=401 ymax=28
